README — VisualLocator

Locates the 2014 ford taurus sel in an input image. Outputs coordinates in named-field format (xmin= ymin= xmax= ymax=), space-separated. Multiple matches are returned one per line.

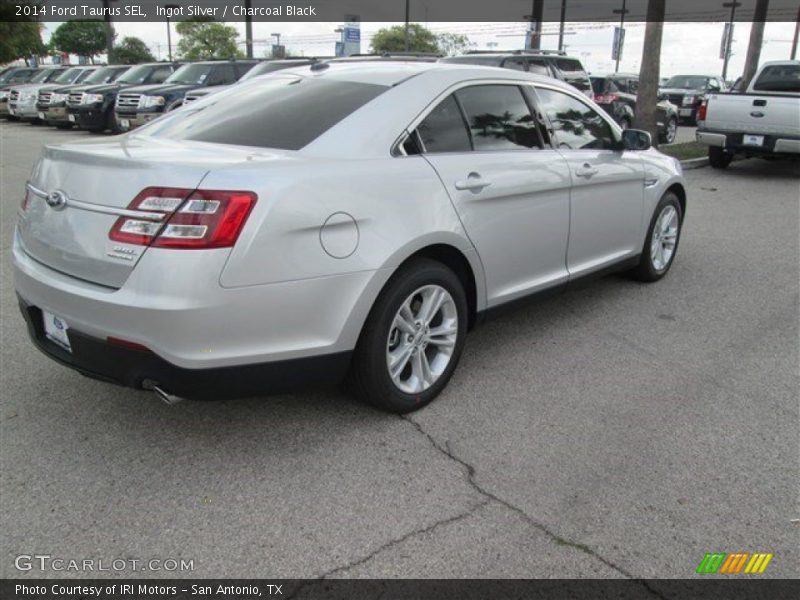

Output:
xmin=14 ymin=63 xmax=686 ymax=413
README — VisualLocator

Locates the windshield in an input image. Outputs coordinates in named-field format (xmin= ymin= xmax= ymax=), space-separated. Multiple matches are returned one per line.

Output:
xmin=663 ymin=75 xmax=708 ymax=89
xmin=140 ymin=76 xmax=388 ymax=150
xmin=165 ymin=64 xmax=213 ymax=85
xmin=752 ymin=64 xmax=800 ymax=92
xmin=53 ymin=68 xmax=82 ymax=84
xmin=30 ymin=70 xmax=58 ymax=83
xmin=84 ymin=66 xmax=125 ymax=84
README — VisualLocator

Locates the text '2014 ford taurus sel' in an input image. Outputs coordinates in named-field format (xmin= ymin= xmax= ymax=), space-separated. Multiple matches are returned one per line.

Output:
xmin=14 ymin=63 xmax=687 ymax=413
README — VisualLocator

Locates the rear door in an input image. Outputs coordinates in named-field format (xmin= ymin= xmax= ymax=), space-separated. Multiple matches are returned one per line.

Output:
xmin=418 ymin=83 xmax=572 ymax=306
xmin=533 ymin=85 xmax=644 ymax=277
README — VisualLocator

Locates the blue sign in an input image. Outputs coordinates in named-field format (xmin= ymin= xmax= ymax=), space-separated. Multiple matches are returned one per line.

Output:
xmin=344 ymin=28 xmax=360 ymax=43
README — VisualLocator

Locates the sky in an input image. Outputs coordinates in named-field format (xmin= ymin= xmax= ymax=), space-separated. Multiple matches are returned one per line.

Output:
xmin=39 ymin=20 xmax=798 ymax=78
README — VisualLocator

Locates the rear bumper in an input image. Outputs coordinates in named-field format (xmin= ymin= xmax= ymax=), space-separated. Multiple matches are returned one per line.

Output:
xmin=696 ymin=129 xmax=800 ymax=155
xmin=18 ymin=296 xmax=351 ymax=399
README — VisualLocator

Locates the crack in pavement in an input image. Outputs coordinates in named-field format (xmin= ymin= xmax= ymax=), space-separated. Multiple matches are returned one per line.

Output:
xmin=283 ymin=499 xmax=490 ymax=599
xmin=400 ymin=415 xmax=670 ymax=599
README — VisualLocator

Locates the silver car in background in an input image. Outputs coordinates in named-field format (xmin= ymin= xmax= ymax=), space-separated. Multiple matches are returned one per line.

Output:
xmin=14 ymin=63 xmax=686 ymax=413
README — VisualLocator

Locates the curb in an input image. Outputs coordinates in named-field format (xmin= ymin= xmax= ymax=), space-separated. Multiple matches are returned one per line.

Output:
xmin=679 ymin=157 xmax=709 ymax=170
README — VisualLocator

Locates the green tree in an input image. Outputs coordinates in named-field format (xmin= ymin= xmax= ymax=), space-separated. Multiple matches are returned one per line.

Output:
xmin=436 ymin=32 xmax=472 ymax=57
xmin=370 ymin=24 xmax=439 ymax=54
xmin=50 ymin=20 xmax=109 ymax=63
xmin=108 ymin=36 xmax=154 ymax=64
xmin=0 ymin=2 xmax=47 ymax=64
xmin=175 ymin=20 xmax=242 ymax=60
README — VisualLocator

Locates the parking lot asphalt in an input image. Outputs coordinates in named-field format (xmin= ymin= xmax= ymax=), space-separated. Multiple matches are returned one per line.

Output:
xmin=1 ymin=121 xmax=798 ymax=580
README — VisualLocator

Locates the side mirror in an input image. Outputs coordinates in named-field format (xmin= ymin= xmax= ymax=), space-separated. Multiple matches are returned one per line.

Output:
xmin=621 ymin=128 xmax=652 ymax=151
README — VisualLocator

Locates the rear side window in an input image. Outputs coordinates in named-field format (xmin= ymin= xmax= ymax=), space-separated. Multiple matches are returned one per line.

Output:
xmin=142 ymin=77 xmax=388 ymax=150
xmin=416 ymin=94 xmax=472 ymax=153
xmin=752 ymin=64 xmax=800 ymax=92
xmin=455 ymin=85 xmax=540 ymax=150
xmin=527 ymin=60 xmax=550 ymax=76
xmin=502 ymin=58 xmax=528 ymax=71
xmin=208 ymin=64 xmax=236 ymax=85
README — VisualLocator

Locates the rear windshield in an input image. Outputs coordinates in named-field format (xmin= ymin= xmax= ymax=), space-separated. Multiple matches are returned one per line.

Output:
xmin=140 ymin=76 xmax=388 ymax=150
xmin=439 ymin=56 xmax=503 ymax=67
xmin=752 ymin=64 xmax=800 ymax=92
xmin=663 ymin=75 xmax=708 ymax=89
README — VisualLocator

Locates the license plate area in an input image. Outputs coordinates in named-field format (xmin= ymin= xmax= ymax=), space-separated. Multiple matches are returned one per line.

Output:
xmin=38 ymin=111 xmax=45 ymax=120
xmin=120 ymin=118 xmax=130 ymax=130
xmin=43 ymin=310 xmax=72 ymax=353
xmin=68 ymin=113 xmax=75 ymax=122
xmin=743 ymin=134 xmax=764 ymax=146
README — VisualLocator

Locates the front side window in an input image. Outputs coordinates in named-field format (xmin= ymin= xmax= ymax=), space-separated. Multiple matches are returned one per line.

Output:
xmin=416 ymin=94 xmax=472 ymax=153
xmin=455 ymin=85 xmax=540 ymax=151
xmin=140 ymin=76 xmax=388 ymax=150
xmin=535 ymin=88 xmax=616 ymax=151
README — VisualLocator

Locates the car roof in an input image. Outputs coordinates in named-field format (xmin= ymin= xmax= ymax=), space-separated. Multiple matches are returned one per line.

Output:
xmin=275 ymin=61 xmax=577 ymax=90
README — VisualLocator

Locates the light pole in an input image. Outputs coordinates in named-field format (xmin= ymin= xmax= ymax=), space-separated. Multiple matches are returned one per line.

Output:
xmin=792 ymin=5 xmax=800 ymax=60
xmin=102 ymin=0 xmax=119 ymax=60
xmin=404 ymin=0 xmax=410 ymax=52
xmin=721 ymin=1 xmax=741 ymax=81
xmin=612 ymin=0 xmax=629 ymax=72
xmin=164 ymin=4 xmax=179 ymax=62
xmin=558 ymin=0 xmax=568 ymax=53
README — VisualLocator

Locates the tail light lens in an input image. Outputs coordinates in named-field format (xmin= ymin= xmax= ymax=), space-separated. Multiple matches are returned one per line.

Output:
xmin=594 ymin=93 xmax=619 ymax=104
xmin=109 ymin=187 xmax=257 ymax=249
xmin=697 ymin=100 xmax=708 ymax=122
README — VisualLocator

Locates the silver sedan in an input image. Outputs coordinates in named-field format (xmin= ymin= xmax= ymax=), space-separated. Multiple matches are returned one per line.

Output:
xmin=14 ymin=62 xmax=686 ymax=412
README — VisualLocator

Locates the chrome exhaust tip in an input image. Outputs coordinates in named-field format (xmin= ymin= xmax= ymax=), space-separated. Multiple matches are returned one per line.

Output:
xmin=142 ymin=380 xmax=184 ymax=405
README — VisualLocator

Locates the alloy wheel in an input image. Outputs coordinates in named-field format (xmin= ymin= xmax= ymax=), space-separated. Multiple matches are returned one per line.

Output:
xmin=386 ymin=285 xmax=458 ymax=394
xmin=650 ymin=205 xmax=679 ymax=271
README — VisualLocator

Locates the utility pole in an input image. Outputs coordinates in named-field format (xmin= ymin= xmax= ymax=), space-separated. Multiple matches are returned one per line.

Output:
xmin=558 ymin=0 xmax=567 ymax=52
xmin=102 ymin=0 xmax=116 ymax=60
xmin=740 ymin=0 xmax=769 ymax=91
xmin=721 ymin=1 xmax=741 ymax=81
xmin=526 ymin=0 xmax=544 ymax=50
xmin=792 ymin=5 xmax=800 ymax=59
xmin=404 ymin=0 xmax=410 ymax=52
xmin=244 ymin=0 xmax=253 ymax=58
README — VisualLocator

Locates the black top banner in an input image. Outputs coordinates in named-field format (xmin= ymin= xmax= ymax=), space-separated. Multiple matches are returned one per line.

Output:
xmin=3 ymin=0 xmax=800 ymax=23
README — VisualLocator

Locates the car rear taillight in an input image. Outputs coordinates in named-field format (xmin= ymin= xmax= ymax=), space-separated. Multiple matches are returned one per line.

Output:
xmin=109 ymin=187 xmax=257 ymax=249
xmin=594 ymin=93 xmax=619 ymax=104
xmin=697 ymin=100 xmax=708 ymax=122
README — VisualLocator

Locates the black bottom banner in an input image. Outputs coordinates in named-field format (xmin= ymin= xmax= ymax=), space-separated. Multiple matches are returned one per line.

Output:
xmin=2 ymin=579 xmax=799 ymax=600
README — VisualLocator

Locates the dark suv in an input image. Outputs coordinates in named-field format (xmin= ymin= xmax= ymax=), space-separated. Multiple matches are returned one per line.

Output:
xmin=115 ymin=60 xmax=259 ymax=131
xmin=439 ymin=50 xmax=593 ymax=98
xmin=591 ymin=73 xmax=679 ymax=144
xmin=67 ymin=62 xmax=180 ymax=133
xmin=660 ymin=74 xmax=727 ymax=124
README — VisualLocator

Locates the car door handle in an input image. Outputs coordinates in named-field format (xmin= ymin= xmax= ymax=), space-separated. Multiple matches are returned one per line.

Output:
xmin=455 ymin=173 xmax=492 ymax=192
xmin=575 ymin=163 xmax=599 ymax=179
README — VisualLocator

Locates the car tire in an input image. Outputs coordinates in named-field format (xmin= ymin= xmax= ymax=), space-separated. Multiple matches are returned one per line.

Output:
xmin=349 ymin=258 xmax=468 ymax=413
xmin=708 ymin=146 xmax=733 ymax=169
xmin=628 ymin=191 xmax=683 ymax=283
xmin=660 ymin=117 xmax=678 ymax=145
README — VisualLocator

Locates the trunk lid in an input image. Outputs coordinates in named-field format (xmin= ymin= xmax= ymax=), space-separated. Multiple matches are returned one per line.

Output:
xmin=17 ymin=136 xmax=261 ymax=288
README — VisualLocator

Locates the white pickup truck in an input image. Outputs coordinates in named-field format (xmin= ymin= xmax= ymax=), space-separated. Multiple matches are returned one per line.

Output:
xmin=696 ymin=60 xmax=800 ymax=169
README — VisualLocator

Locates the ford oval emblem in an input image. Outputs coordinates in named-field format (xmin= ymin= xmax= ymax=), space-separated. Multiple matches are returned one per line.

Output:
xmin=46 ymin=190 xmax=68 ymax=210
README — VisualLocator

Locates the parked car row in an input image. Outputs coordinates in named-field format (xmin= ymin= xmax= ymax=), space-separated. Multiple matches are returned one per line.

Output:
xmin=4 ymin=51 xmax=689 ymax=144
